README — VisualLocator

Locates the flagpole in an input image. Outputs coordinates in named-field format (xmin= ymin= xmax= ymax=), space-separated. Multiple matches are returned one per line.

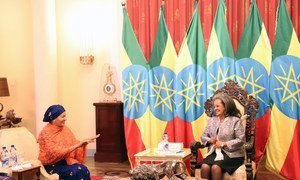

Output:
xmin=195 ymin=0 xmax=198 ymax=8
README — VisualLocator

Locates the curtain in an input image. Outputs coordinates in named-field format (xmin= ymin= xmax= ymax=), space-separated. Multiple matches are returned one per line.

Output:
xmin=126 ymin=0 xmax=300 ymax=60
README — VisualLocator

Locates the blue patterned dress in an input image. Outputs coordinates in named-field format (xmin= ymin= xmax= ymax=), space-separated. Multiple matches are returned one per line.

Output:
xmin=44 ymin=159 xmax=90 ymax=180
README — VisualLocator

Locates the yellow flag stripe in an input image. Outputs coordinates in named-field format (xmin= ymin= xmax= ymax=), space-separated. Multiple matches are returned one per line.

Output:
xmin=177 ymin=35 xmax=193 ymax=74
xmin=250 ymin=24 xmax=271 ymax=74
xmin=135 ymin=107 xmax=151 ymax=147
xmin=136 ymin=107 xmax=168 ymax=149
xmin=207 ymin=25 xmax=223 ymax=65
xmin=160 ymin=34 xmax=178 ymax=71
xmin=287 ymin=30 xmax=300 ymax=58
xmin=266 ymin=105 xmax=297 ymax=173
xmin=191 ymin=113 xmax=208 ymax=157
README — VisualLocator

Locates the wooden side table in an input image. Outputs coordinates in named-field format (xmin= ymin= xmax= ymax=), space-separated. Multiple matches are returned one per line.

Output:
xmin=134 ymin=148 xmax=192 ymax=176
xmin=12 ymin=165 xmax=41 ymax=180
xmin=134 ymin=148 xmax=192 ymax=165
xmin=93 ymin=102 xmax=128 ymax=162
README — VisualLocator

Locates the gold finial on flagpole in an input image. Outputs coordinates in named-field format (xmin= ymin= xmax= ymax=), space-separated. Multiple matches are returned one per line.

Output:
xmin=121 ymin=1 xmax=126 ymax=7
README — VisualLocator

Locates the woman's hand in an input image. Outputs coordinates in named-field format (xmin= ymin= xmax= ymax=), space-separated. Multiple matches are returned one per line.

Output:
xmin=214 ymin=140 xmax=226 ymax=148
xmin=82 ymin=134 xmax=101 ymax=145
xmin=209 ymin=137 xmax=217 ymax=144
xmin=68 ymin=134 xmax=101 ymax=153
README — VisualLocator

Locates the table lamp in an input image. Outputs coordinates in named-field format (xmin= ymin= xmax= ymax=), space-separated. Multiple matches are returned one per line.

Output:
xmin=0 ymin=77 xmax=10 ymax=118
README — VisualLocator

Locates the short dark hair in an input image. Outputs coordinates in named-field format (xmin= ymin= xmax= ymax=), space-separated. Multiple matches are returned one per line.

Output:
xmin=212 ymin=93 xmax=241 ymax=118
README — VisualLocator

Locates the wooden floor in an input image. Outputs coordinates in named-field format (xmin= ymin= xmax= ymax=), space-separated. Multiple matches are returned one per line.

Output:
xmin=86 ymin=157 xmax=131 ymax=178
xmin=86 ymin=155 xmax=285 ymax=179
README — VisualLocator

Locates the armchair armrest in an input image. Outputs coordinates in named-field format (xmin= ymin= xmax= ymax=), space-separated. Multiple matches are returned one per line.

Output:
xmin=190 ymin=141 xmax=206 ymax=151
xmin=30 ymin=160 xmax=59 ymax=180
xmin=190 ymin=141 xmax=206 ymax=176
xmin=190 ymin=141 xmax=200 ymax=153
xmin=0 ymin=167 xmax=12 ymax=177
xmin=245 ymin=136 xmax=254 ymax=153
xmin=40 ymin=165 xmax=59 ymax=180
xmin=244 ymin=136 xmax=255 ymax=180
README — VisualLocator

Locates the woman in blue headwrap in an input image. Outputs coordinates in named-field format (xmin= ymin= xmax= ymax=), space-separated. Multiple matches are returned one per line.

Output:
xmin=38 ymin=104 xmax=100 ymax=180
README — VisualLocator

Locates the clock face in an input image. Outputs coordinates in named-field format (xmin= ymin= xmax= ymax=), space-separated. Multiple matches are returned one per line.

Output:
xmin=103 ymin=83 xmax=116 ymax=95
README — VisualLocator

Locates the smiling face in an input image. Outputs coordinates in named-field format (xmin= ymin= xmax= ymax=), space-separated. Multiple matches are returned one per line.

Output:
xmin=213 ymin=98 xmax=225 ymax=119
xmin=51 ymin=112 xmax=67 ymax=127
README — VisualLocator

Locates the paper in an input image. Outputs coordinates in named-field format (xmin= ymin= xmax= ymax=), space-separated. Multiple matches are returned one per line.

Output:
xmin=214 ymin=148 xmax=224 ymax=161
xmin=11 ymin=163 xmax=32 ymax=171
xmin=155 ymin=149 xmax=185 ymax=156
xmin=22 ymin=163 xmax=32 ymax=168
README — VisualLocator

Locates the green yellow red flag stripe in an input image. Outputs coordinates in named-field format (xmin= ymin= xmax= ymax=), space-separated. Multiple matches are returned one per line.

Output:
xmin=206 ymin=0 xmax=235 ymax=98
xmin=121 ymin=6 xmax=149 ymax=167
xmin=267 ymin=0 xmax=300 ymax=179
xmin=177 ymin=1 xmax=207 ymax=157
xmin=235 ymin=0 xmax=271 ymax=164
xmin=147 ymin=3 xmax=175 ymax=149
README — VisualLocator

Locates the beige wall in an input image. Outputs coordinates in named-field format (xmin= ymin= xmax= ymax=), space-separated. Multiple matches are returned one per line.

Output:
xmin=0 ymin=0 xmax=35 ymax=133
xmin=0 ymin=0 xmax=123 ymax=152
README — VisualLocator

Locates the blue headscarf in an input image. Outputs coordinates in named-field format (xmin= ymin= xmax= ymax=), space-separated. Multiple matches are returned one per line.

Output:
xmin=43 ymin=104 xmax=65 ymax=122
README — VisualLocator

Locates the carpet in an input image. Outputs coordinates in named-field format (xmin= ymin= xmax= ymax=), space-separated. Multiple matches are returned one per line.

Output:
xmin=91 ymin=170 xmax=130 ymax=180
xmin=91 ymin=176 xmax=130 ymax=180
xmin=90 ymin=176 xmax=101 ymax=180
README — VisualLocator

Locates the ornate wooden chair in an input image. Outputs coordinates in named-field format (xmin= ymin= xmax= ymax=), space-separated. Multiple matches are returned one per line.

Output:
xmin=190 ymin=79 xmax=259 ymax=180
xmin=0 ymin=127 xmax=59 ymax=180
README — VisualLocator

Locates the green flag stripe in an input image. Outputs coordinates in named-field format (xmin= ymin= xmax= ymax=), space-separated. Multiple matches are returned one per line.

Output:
xmin=214 ymin=0 xmax=234 ymax=58
xmin=149 ymin=5 xmax=168 ymax=68
xmin=187 ymin=2 xmax=207 ymax=68
xmin=122 ymin=8 xmax=148 ymax=68
xmin=272 ymin=0 xmax=293 ymax=60
xmin=236 ymin=1 xmax=261 ymax=59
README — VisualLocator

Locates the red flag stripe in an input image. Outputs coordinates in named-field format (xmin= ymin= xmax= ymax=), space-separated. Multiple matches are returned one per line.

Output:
xmin=280 ymin=121 xmax=300 ymax=180
xmin=124 ymin=117 xmax=145 ymax=167
xmin=255 ymin=108 xmax=271 ymax=163
xmin=164 ymin=117 xmax=197 ymax=147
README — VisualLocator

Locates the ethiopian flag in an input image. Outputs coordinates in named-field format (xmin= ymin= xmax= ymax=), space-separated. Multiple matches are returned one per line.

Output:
xmin=176 ymin=1 xmax=207 ymax=153
xmin=235 ymin=0 xmax=271 ymax=163
xmin=206 ymin=0 xmax=235 ymax=98
xmin=121 ymin=6 xmax=149 ymax=167
xmin=266 ymin=0 xmax=300 ymax=179
xmin=147 ymin=3 xmax=177 ymax=149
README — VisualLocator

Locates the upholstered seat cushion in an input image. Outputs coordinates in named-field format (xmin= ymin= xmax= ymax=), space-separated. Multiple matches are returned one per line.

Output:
xmin=0 ymin=127 xmax=59 ymax=180
xmin=0 ymin=127 xmax=39 ymax=160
